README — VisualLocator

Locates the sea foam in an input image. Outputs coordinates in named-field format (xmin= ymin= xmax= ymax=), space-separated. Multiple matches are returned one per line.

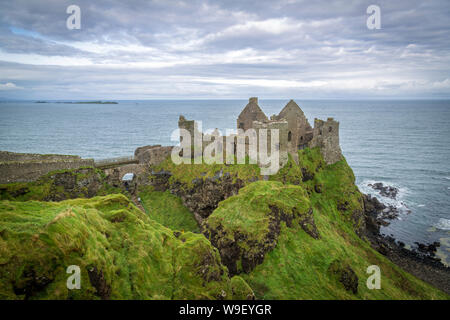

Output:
xmin=435 ymin=218 xmax=450 ymax=231
xmin=357 ymin=180 xmax=411 ymax=217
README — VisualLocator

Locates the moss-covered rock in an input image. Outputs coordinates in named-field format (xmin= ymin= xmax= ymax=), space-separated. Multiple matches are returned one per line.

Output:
xmin=0 ymin=194 xmax=243 ymax=299
xmin=204 ymin=181 xmax=317 ymax=275
xmin=328 ymin=260 xmax=359 ymax=294
xmin=231 ymin=276 xmax=255 ymax=300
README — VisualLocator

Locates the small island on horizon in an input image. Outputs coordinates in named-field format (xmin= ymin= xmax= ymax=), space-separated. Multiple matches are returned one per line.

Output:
xmin=35 ymin=100 xmax=118 ymax=104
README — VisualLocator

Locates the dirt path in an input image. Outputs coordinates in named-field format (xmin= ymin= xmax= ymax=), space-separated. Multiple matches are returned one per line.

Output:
xmin=131 ymin=195 xmax=146 ymax=213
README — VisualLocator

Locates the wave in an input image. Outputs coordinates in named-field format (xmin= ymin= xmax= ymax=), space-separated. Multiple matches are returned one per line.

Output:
xmin=357 ymin=180 xmax=411 ymax=217
xmin=434 ymin=218 xmax=450 ymax=231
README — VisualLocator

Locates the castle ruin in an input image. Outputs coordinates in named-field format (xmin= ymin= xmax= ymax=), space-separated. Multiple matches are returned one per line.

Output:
xmin=178 ymin=97 xmax=343 ymax=169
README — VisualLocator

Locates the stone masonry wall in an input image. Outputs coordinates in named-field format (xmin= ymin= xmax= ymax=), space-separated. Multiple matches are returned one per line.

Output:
xmin=0 ymin=159 xmax=95 ymax=184
xmin=309 ymin=118 xmax=343 ymax=165
xmin=0 ymin=151 xmax=81 ymax=162
xmin=253 ymin=120 xmax=289 ymax=168
xmin=237 ymin=97 xmax=268 ymax=132
xmin=134 ymin=145 xmax=173 ymax=166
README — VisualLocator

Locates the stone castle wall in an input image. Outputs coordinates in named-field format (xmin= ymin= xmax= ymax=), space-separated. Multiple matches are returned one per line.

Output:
xmin=309 ymin=117 xmax=343 ymax=165
xmin=176 ymin=97 xmax=343 ymax=169
xmin=0 ymin=158 xmax=95 ymax=183
xmin=134 ymin=145 xmax=173 ymax=166
xmin=237 ymin=97 xmax=268 ymax=131
xmin=271 ymin=100 xmax=313 ymax=154
xmin=253 ymin=119 xmax=289 ymax=167
xmin=0 ymin=151 xmax=81 ymax=162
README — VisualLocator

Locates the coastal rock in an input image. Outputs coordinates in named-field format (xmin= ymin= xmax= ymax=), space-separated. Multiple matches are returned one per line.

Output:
xmin=414 ymin=241 xmax=440 ymax=257
xmin=368 ymin=182 xmax=399 ymax=199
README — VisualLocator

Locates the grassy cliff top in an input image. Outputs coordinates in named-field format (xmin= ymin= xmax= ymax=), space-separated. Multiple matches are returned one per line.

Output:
xmin=152 ymin=156 xmax=261 ymax=188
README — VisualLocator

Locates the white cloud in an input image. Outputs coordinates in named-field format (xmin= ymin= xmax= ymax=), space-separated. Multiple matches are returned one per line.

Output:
xmin=0 ymin=82 xmax=22 ymax=90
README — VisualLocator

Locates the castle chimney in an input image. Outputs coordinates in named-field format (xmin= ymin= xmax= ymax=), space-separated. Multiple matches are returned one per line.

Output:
xmin=249 ymin=97 xmax=258 ymax=104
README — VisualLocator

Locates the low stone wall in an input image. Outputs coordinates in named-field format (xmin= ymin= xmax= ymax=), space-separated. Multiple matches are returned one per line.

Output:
xmin=0 ymin=159 xmax=94 ymax=184
xmin=134 ymin=145 xmax=173 ymax=166
xmin=94 ymin=156 xmax=138 ymax=169
xmin=0 ymin=151 xmax=81 ymax=162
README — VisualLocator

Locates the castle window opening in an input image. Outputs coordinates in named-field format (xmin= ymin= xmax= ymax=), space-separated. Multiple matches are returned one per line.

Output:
xmin=329 ymin=127 xmax=332 ymax=132
xmin=239 ymin=122 xmax=244 ymax=129
xmin=288 ymin=131 xmax=292 ymax=142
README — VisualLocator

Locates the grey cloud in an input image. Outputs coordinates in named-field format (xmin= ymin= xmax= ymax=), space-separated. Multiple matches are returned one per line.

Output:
xmin=0 ymin=0 xmax=449 ymax=99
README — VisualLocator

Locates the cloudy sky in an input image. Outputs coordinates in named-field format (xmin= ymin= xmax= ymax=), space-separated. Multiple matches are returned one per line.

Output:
xmin=0 ymin=0 xmax=449 ymax=99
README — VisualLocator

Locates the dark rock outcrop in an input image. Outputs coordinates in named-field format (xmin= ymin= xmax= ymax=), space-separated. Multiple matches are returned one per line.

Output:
xmin=204 ymin=205 xmax=318 ymax=276
xmin=151 ymin=170 xmax=246 ymax=223
xmin=360 ymin=193 xmax=450 ymax=294
xmin=328 ymin=260 xmax=359 ymax=294
xmin=368 ymin=182 xmax=399 ymax=199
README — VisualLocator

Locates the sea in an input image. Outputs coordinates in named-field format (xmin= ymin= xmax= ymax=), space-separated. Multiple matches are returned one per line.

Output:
xmin=1 ymin=99 xmax=449 ymax=264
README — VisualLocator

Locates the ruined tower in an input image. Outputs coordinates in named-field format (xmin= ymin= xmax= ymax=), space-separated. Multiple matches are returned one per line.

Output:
xmin=309 ymin=118 xmax=343 ymax=165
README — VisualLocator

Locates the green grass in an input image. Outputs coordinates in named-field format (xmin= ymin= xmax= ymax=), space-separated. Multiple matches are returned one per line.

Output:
xmin=0 ymin=194 xmax=249 ymax=299
xmin=152 ymin=156 xmax=261 ymax=189
xmin=138 ymin=187 xmax=200 ymax=233
xmin=204 ymin=149 xmax=448 ymax=300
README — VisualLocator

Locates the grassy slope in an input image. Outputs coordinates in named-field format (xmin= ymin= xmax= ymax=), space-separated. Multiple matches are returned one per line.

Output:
xmin=138 ymin=187 xmax=200 ymax=233
xmin=0 ymin=194 xmax=254 ymax=300
xmin=207 ymin=148 xmax=448 ymax=299
xmin=152 ymin=156 xmax=261 ymax=189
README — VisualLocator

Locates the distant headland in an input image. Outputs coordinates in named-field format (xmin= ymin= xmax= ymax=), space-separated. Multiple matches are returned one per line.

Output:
xmin=35 ymin=100 xmax=118 ymax=104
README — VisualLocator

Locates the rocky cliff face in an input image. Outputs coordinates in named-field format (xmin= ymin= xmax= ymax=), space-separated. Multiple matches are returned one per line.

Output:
xmin=0 ymin=167 xmax=121 ymax=202
xmin=151 ymin=169 xmax=247 ymax=223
